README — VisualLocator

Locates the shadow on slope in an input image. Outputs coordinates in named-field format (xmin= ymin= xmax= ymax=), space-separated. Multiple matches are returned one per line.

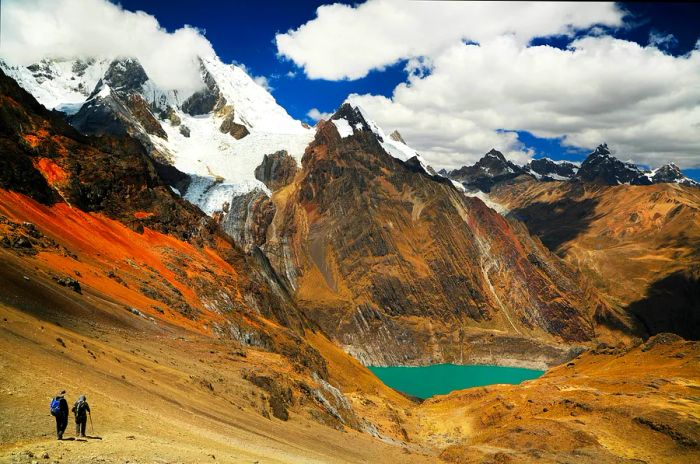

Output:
xmin=508 ymin=196 xmax=600 ymax=254
xmin=627 ymin=270 xmax=700 ymax=340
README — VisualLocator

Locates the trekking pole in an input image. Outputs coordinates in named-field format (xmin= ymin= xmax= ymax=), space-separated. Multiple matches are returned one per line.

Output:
xmin=89 ymin=413 xmax=94 ymax=434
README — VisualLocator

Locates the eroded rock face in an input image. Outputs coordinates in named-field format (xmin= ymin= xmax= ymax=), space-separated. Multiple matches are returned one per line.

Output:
xmin=389 ymin=130 xmax=406 ymax=144
xmin=70 ymin=58 xmax=167 ymax=143
xmin=449 ymin=149 xmax=525 ymax=192
xmin=575 ymin=144 xmax=651 ymax=185
xmin=258 ymin=105 xmax=607 ymax=366
xmin=490 ymin=175 xmax=700 ymax=339
xmin=219 ymin=107 xmax=250 ymax=139
xmin=254 ymin=150 xmax=298 ymax=191
xmin=182 ymin=62 xmax=226 ymax=116
xmin=220 ymin=189 xmax=275 ymax=252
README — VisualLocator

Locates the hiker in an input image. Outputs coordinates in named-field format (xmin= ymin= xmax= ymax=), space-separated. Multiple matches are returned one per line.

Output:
xmin=49 ymin=390 xmax=69 ymax=440
xmin=72 ymin=394 xmax=91 ymax=438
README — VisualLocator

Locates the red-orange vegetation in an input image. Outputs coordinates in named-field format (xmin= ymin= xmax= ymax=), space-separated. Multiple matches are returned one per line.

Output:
xmin=33 ymin=158 xmax=68 ymax=184
xmin=133 ymin=211 xmax=154 ymax=219
xmin=0 ymin=190 xmax=244 ymax=334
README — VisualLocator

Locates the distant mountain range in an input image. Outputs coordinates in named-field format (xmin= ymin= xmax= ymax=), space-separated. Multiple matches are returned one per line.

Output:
xmin=443 ymin=143 xmax=697 ymax=192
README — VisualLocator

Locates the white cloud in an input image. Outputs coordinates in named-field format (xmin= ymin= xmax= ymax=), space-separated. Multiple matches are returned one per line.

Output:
xmin=276 ymin=0 xmax=623 ymax=80
xmin=348 ymin=36 xmax=700 ymax=169
xmin=307 ymin=108 xmax=333 ymax=121
xmin=0 ymin=0 xmax=215 ymax=92
xmin=277 ymin=1 xmax=700 ymax=169
xmin=648 ymin=31 xmax=678 ymax=51
xmin=254 ymin=75 xmax=273 ymax=92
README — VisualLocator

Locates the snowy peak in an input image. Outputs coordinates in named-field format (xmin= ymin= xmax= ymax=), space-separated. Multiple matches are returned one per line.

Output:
xmin=0 ymin=57 xmax=109 ymax=114
xmin=442 ymin=143 xmax=697 ymax=191
xmin=576 ymin=145 xmax=651 ymax=185
xmin=330 ymin=103 xmax=431 ymax=173
xmin=1 ymin=53 xmax=316 ymax=219
xmin=652 ymin=163 xmax=699 ymax=186
xmin=99 ymin=58 xmax=149 ymax=95
xmin=448 ymin=149 xmax=524 ymax=192
xmin=525 ymin=158 xmax=579 ymax=181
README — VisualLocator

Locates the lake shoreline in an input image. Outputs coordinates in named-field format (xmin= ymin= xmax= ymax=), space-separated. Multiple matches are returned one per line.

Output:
xmin=369 ymin=364 xmax=546 ymax=399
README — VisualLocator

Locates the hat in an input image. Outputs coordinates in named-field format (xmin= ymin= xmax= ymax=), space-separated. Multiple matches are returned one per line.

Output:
xmin=79 ymin=395 xmax=86 ymax=401
xmin=57 ymin=390 xmax=66 ymax=397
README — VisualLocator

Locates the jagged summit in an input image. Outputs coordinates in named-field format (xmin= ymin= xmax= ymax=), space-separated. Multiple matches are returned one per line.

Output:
xmin=444 ymin=142 xmax=697 ymax=191
xmin=99 ymin=58 xmax=149 ymax=94
xmin=577 ymin=145 xmax=651 ymax=186
xmin=525 ymin=158 xmax=579 ymax=181
xmin=590 ymin=143 xmax=611 ymax=157
xmin=330 ymin=102 xmax=431 ymax=173
xmin=483 ymin=148 xmax=508 ymax=162
xmin=1 ymin=54 xmax=315 ymax=219
xmin=448 ymin=149 xmax=524 ymax=192
xmin=652 ymin=162 xmax=699 ymax=186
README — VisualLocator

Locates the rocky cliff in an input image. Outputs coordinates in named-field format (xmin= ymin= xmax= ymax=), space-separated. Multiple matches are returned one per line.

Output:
xmin=240 ymin=104 xmax=616 ymax=367
xmin=0 ymin=69 xmax=401 ymax=434
xmin=491 ymin=175 xmax=700 ymax=339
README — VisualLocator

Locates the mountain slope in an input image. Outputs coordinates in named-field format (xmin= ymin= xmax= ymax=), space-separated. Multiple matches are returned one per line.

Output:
xmin=491 ymin=175 xmax=700 ymax=339
xmin=246 ymin=104 xmax=621 ymax=367
xmin=1 ymin=56 xmax=314 ymax=216
xmin=0 ymin=68 xmax=425 ymax=444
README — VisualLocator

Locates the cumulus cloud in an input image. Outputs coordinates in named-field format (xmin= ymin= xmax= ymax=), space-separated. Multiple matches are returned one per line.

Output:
xmin=279 ymin=1 xmax=700 ymax=169
xmin=0 ymin=0 xmax=215 ymax=92
xmin=253 ymin=75 xmax=273 ymax=92
xmin=276 ymin=0 xmax=623 ymax=80
xmin=648 ymin=31 xmax=678 ymax=51
xmin=349 ymin=36 xmax=700 ymax=169
xmin=307 ymin=108 xmax=333 ymax=121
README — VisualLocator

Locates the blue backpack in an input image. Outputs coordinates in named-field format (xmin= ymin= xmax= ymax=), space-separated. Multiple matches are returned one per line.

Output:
xmin=50 ymin=397 xmax=61 ymax=416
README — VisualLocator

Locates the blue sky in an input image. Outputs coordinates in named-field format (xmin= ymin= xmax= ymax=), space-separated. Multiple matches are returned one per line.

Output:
xmin=116 ymin=1 xmax=699 ymax=176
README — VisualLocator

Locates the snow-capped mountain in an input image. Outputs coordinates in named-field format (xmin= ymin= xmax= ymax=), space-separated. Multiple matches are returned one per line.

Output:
xmin=574 ymin=144 xmax=698 ymax=187
xmin=574 ymin=143 xmax=652 ymax=185
xmin=524 ymin=158 xmax=579 ymax=181
xmin=0 ymin=58 xmax=110 ymax=114
xmin=330 ymin=103 xmax=432 ymax=174
xmin=444 ymin=143 xmax=698 ymax=192
xmin=651 ymin=163 xmax=698 ymax=186
xmin=446 ymin=149 xmax=525 ymax=192
xmin=1 ymin=55 xmax=314 ymax=215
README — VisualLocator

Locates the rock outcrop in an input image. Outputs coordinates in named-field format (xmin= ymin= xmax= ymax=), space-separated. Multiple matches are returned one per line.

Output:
xmin=254 ymin=150 xmax=298 ymax=191
xmin=181 ymin=60 xmax=226 ymax=116
xmin=70 ymin=58 xmax=167 ymax=150
xmin=252 ymin=104 xmax=612 ymax=366
xmin=448 ymin=149 xmax=525 ymax=192
xmin=525 ymin=158 xmax=579 ymax=180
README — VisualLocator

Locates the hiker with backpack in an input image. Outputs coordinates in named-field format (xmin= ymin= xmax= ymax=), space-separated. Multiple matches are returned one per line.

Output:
xmin=72 ymin=395 xmax=91 ymax=438
xmin=49 ymin=390 xmax=69 ymax=440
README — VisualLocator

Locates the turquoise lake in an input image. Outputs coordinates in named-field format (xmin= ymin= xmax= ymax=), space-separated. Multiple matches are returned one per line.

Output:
xmin=368 ymin=364 xmax=545 ymax=399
